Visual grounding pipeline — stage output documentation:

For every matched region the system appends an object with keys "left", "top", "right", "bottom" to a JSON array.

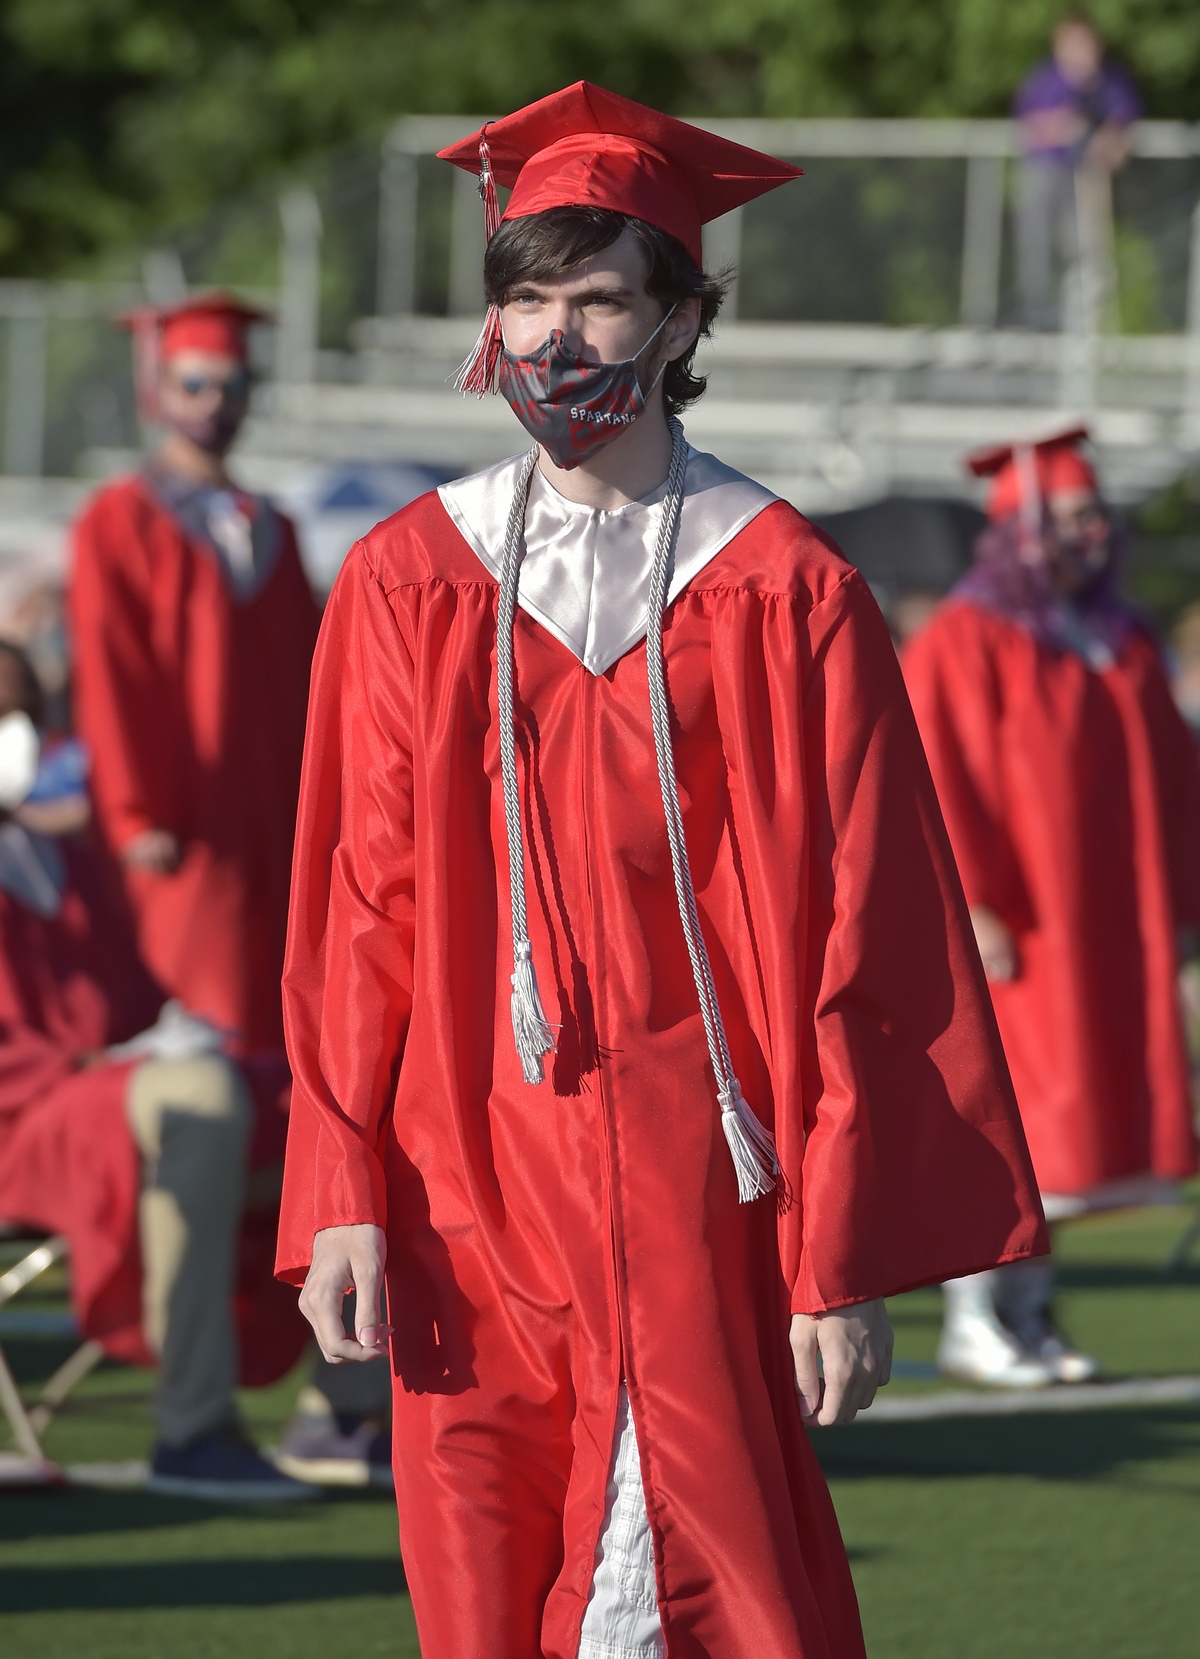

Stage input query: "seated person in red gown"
[
  {"left": 903, "top": 429, "right": 1200, "bottom": 1387},
  {"left": 0, "top": 642, "right": 310, "bottom": 1496}
]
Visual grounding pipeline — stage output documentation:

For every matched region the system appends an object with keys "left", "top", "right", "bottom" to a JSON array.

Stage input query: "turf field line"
[
  {"left": 855, "top": 1373, "right": 1200, "bottom": 1422},
  {"left": 65, "top": 1459, "right": 149, "bottom": 1487}
]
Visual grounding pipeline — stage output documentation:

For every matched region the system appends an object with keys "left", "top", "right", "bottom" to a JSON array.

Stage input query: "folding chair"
[{"left": 0, "top": 1228, "right": 106, "bottom": 1479}]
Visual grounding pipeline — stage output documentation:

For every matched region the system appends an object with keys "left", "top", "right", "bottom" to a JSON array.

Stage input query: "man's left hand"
[{"left": 790, "top": 1298, "right": 894, "bottom": 1426}]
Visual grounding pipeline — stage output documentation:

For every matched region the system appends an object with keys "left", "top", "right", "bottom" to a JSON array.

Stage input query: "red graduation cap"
[
  {"left": 117, "top": 292, "right": 270, "bottom": 420},
  {"left": 967, "top": 426, "right": 1097, "bottom": 523},
  {"left": 158, "top": 293, "right": 268, "bottom": 362},
  {"left": 439, "top": 82, "right": 802, "bottom": 393},
  {"left": 439, "top": 82, "right": 802, "bottom": 267}
]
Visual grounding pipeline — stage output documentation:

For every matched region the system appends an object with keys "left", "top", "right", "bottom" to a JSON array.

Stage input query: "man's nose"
[{"left": 555, "top": 310, "right": 602, "bottom": 362}]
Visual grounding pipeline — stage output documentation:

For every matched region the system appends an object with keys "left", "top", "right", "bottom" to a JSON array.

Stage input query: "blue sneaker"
[{"left": 148, "top": 1423, "right": 321, "bottom": 1502}]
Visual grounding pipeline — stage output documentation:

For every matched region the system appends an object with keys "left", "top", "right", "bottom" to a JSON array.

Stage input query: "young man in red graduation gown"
[
  {"left": 277, "top": 84, "right": 1045, "bottom": 1659},
  {"left": 904, "top": 430, "right": 1200, "bottom": 1388},
  {"left": 70, "top": 296, "right": 320, "bottom": 1056},
  {"left": 0, "top": 643, "right": 310, "bottom": 1496}
]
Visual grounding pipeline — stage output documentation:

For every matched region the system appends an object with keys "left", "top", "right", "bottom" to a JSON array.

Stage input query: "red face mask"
[{"left": 497, "top": 309, "right": 674, "bottom": 470}]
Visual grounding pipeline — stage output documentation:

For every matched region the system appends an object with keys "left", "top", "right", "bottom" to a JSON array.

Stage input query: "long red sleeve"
[
  {"left": 277, "top": 539, "right": 416, "bottom": 1261},
  {"left": 786, "top": 568, "right": 1044, "bottom": 1309},
  {"left": 71, "top": 491, "right": 183, "bottom": 850}
]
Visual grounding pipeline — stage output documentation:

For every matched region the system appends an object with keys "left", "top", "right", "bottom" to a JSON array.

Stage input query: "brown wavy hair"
[{"left": 483, "top": 206, "right": 730, "bottom": 417}]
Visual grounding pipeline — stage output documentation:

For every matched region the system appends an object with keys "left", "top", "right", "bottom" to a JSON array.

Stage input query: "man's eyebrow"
[{"left": 507, "top": 282, "right": 635, "bottom": 300}]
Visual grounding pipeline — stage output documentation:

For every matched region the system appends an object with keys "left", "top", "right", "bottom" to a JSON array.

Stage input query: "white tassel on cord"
[
  {"left": 719, "top": 1080, "right": 780, "bottom": 1204},
  {"left": 511, "top": 938, "right": 556, "bottom": 1085},
  {"left": 496, "top": 447, "right": 557, "bottom": 1084},
  {"left": 646, "top": 420, "right": 780, "bottom": 1204}
]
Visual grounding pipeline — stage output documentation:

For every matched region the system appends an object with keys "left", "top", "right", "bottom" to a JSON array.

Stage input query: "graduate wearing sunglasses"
[{"left": 70, "top": 295, "right": 320, "bottom": 1057}]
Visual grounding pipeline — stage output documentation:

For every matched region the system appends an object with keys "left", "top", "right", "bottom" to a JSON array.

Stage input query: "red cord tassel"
[
  {"left": 454, "top": 304, "right": 504, "bottom": 395},
  {"left": 454, "top": 129, "right": 504, "bottom": 396},
  {"left": 130, "top": 309, "right": 162, "bottom": 423},
  {"left": 478, "top": 134, "right": 501, "bottom": 241}
]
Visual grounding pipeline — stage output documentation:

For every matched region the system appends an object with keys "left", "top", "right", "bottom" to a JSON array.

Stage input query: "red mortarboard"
[
  {"left": 439, "top": 82, "right": 802, "bottom": 267},
  {"left": 967, "top": 426, "right": 1097, "bottom": 522},
  {"left": 156, "top": 293, "right": 268, "bottom": 363}
]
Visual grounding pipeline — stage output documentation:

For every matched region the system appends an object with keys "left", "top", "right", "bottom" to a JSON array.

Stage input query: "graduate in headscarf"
[
  {"left": 70, "top": 296, "right": 321, "bottom": 1056},
  {"left": 904, "top": 429, "right": 1200, "bottom": 1388},
  {"left": 277, "top": 83, "right": 1044, "bottom": 1659}
]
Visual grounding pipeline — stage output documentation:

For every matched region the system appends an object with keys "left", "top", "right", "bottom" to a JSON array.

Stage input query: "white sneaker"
[{"left": 938, "top": 1307, "right": 1054, "bottom": 1389}]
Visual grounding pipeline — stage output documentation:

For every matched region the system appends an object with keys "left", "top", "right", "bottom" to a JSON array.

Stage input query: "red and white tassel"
[
  {"left": 1015, "top": 443, "right": 1043, "bottom": 565},
  {"left": 131, "top": 309, "right": 163, "bottom": 423},
  {"left": 477, "top": 133, "right": 502, "bottom": 240},
  {"left": 454, "top": 303, "right": 504, "bottom": 396},
  {"left": 454, "top": 130, "right": 506, "bottom": 396}
]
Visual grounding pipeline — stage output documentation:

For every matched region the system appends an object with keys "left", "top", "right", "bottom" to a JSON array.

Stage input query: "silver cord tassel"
[
  {"left": 497, "top": 447, "right": 557, "bottom": 1083},
  {"left": 645, "top": 420, "right": 780, "bottom": 1203}
]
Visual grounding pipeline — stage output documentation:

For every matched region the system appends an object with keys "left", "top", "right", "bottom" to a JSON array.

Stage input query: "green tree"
[{"left": 1, "top": 0, "right": 1198, "bottom": 276}]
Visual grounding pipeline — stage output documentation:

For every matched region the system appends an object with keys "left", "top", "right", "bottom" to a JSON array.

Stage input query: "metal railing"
[
  {"left": 377, "top": 115, "right": 1200, "bottom": 329},
  {"left": 3, "top": 117, "right": 1200, "bottom": 478}
]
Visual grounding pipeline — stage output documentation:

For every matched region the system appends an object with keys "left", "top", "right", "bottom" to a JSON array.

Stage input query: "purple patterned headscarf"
[{"left": 951, "top": 511, "right": 1140, "bottom": 669}]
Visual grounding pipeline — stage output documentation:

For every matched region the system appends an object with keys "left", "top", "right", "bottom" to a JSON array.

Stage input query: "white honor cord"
[
  {"left": 644, "top": 421, "right": 779, "bottom": 1203},
  {"left": 497, "top": 446, "right": 558, "bottom": 1083},
  {"left": 497, "top": 425, "right": 778, "bottom": 1201}
]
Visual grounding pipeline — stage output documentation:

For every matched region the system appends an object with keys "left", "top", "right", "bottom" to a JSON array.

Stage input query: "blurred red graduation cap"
[
  {"left": 439, "top": 82, "right": 802, "bottom": 392},
  {"left": 116, "top": 292, "right": 270, "bottom": 419},
  {"left": 967, "top": 426, "right": 1097, "bottom": 522}
]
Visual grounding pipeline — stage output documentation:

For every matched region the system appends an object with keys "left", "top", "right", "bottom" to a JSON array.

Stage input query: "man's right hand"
[
  {"left": 299, "top": 1223, "right": 391, "bottom": 1364},
  {"left": 122, "top": 828, "right": 182, "bottom": 874}
]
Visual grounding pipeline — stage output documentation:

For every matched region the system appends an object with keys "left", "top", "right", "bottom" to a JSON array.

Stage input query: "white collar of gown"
[{"left": 438, "top": 445, "right": 776, "bottom": 676}]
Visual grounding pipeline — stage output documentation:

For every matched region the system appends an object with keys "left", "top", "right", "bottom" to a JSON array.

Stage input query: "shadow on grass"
[
  {"left": 1055, "top": 1262, "right": 1200, "bottom": 1291},
  {"left": 0, "top": 1487, "right": 394, "bottom": 1546},
  {"left": 4, "top": 1339, "right": 135, "bottom": 1388},
  {"left": 0, "top": 1554, "right": 405, "bottom": 1613},
  {"left": 813, "top": 1405, "right": 1200, "bottom": 1490}
]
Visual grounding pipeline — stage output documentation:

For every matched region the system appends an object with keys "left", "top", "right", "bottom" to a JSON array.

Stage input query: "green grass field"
[{"left": 2, "top": 1197, "right": 1198, "bottom": 1658}]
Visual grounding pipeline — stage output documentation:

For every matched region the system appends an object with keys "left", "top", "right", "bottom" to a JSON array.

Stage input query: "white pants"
[{"left": 578, "top": 1386, "right": 667, "bottom": 1659}]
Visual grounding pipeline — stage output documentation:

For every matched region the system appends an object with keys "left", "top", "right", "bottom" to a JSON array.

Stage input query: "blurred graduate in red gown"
[
  {"left": 70, "top": 295, "right": 321, "bottom": 1055},
  {"left": 904, "top": 429, "right": 1200, "bottom": 1387},
  {"left": 277, "top": 84, "right": 1045, "bottom": 1659}
]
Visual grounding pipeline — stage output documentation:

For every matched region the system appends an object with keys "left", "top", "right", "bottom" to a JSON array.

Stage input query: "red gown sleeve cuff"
[
  {"left": 274, "top": 1124, "right": 389, "bottom": 1286},
  {"left": 788, "top": 1231, "right": 1051, "bottom": 1316}
]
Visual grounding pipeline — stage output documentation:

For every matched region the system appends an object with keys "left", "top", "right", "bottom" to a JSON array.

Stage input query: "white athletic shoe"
[{"left": 937, "top": 1306, "right": 1054, "bottom": 1389}]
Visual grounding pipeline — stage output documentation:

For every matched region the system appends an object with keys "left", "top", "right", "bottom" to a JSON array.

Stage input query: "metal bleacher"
[{"left": 1, "top": 114, "right": 1199, "bottom": 560}]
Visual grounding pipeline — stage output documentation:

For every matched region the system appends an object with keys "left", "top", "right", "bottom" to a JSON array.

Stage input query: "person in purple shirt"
[{"left": 1013, "top": 15, "right": 1140, "bottom": 329}]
